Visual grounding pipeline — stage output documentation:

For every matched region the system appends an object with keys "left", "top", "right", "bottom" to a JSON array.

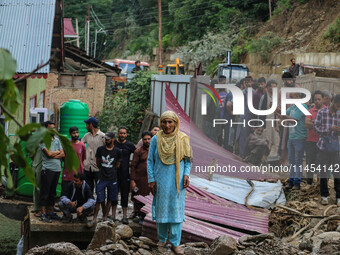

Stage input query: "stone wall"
[
  {"left": 245, "top": 52, "right": 340, "bottom": 78},
  {"left": 45, "top": 72, "right": 107, "bottom": 117}
]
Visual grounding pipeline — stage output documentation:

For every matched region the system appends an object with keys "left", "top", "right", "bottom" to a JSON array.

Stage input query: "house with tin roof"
[{"left": 0, "top": 0, "right": 118, "bottom": 135}]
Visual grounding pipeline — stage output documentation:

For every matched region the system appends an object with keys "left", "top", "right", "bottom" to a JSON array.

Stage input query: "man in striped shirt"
[{"left": 314, "top": 94, "right": 340, "bottom": 206}]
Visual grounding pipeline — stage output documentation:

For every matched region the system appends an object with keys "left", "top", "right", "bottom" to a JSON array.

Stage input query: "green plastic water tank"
[
  {"left": 60, "top": 99, "right": 89, "bottom": 139},
  {"left": 16, "top": 169, "right": 62, "bottom": 197}
]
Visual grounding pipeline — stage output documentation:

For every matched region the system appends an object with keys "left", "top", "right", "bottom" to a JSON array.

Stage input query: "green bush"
[
  {"left": 162, "top": 34, "right": 174, "bottom": 50},
  {"left": 98, "top": 71, "right": 152, "bottom": 143},
  {"left": 273, "top": 0, "right": 292, "bottom": 16},
  {"left": 245, "top": 32, "right": 283, "bottom": 62},
  {"left": 324, "top": 16, "right": 340, "bottom": 44},
  {"left": 206, "top": 58, "right": 222, "bottom": 76}
]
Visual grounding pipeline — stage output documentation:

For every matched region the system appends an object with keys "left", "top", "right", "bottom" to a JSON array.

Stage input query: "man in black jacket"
[{"left": 58, "top": 173, "right": 95, "bottom": 223}]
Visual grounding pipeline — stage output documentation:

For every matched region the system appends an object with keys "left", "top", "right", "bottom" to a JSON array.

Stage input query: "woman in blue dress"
[{"left": 147, "top": 111, "right": 192, "bottom": 255}]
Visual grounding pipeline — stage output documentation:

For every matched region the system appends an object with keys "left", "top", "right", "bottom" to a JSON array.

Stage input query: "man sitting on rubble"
[
  {"left": 243, "top": 126, "right": 271, "bottom": 166},
  {"left": 59, "top": 173, "right": 95, "bottom": 223}
]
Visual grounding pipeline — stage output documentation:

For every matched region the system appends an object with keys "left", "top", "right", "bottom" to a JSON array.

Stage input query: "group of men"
[
  {"left": 212, "top": 71, "right": 340, "bottom": 205},
  {"left": 33, "top": 115, "right": 160, "bottom": 225}
]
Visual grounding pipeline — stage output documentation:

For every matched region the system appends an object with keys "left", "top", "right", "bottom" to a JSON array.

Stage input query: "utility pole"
[
  {"left": 84, "top": 15, "right": 87, "bottom": 51},
  {"left": 86, "top": 5, "right": 91, "bottom": 55},
  {"left": 94, "top": 29, "right": 98, "bottom": 58},
  {"left": 158, "top": 0, "right": 162, "bottom": 65},
  {"left": 76, "top": 18, "right": 80, "bottom": 48}
]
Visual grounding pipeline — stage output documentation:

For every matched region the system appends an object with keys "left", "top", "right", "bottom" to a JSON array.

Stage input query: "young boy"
[{"left": 87, "top": 132, "right": 121, "bottom": 227}]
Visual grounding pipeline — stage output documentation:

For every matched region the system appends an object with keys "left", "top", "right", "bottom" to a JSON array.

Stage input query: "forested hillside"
[
  {"left": 64, "top": 0, "right": 269, "bottom": 58},
  {"left": 64, "top": 0, "right": 340, "bottom": 72}
]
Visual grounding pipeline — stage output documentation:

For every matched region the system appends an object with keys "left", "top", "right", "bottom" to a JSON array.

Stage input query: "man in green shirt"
[
  {"left": 276, "top": 93, "right": 308, "bottom": 190},
  {"left": 39, "top": 121, "right": 64, "bottom": 223}
]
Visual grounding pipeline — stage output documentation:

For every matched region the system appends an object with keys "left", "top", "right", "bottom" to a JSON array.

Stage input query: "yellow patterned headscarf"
[{"left": 157, "top": 111, "right": 192, "bottom": 193}]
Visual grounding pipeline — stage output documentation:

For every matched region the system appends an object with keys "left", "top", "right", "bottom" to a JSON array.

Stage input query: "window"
[
  {"left": 39, "top": 90, "right": 45, "bottom": 108},
  {"left": 59, "top": 74, "right": 87, "bottom": 88},
  {"left": 30, "top": 95, "right": 37, "bottom": 109}
]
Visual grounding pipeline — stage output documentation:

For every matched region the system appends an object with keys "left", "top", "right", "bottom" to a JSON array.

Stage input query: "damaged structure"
[{"left": 135, "top": 84, "right": 286, "bottom": 244}]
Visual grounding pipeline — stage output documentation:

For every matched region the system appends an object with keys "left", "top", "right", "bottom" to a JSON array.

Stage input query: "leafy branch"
[{"left": 0, "top": 48, "right": 79, "bottom": 196}]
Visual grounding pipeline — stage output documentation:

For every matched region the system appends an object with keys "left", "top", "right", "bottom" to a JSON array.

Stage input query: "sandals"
[
  {"left": 172, "top": 245, "right": 184, "bottom": 255},
  {"left": 129, "top": 212, "right": 137, "bottom": 219}
]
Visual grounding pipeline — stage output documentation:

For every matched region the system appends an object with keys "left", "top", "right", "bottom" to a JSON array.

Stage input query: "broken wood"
[
  {"left": 245, "top": 179, "right": 255, "bottom": 208},
  {"left": 311, "top": 215, "right": 340, "bottom": 237},
  {"left": 276, "top": 204, "right": 318, "bottom": 218},
  {"left": 288, "top": 222, "right": 312, "bottom": 242},
  {"left": 323, "top": 205, "right": 337, "bottom": 216}
]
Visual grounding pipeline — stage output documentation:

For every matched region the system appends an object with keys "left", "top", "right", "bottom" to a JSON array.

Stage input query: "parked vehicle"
[
  {"left": 217, "top": 50, "right": 249, "bottom": 83},
  {"left": 106, "top": 59, "right": 150, "bottom": 76},
  {"left": 165, "top": 58, "right": 185, "bottom": 75}
]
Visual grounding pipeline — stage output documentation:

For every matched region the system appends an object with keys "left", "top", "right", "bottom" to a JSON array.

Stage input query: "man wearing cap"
[
  {"left": 88, "top": 132, "right": 121, "bottom": 226},
  {"left": 81, "top": 117, "right": 105, "bottom": 193}
]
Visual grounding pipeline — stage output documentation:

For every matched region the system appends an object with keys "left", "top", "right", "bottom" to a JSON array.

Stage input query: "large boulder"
[
  {"left": 311, "top": 231, "right": 340, "bottom": 254},
  {"left": 87, "top": 221, "right": 116, "bottom": 250},
  {"left": 27, "top": 242, "right": 82, "bottom": 255},
  {"left": 210, "top": 235, "right": 238, "bottom": 255},
  {"left": 138, "top": 236, "right": 157, "bottom": 247},
  {"left": 116, "top": 224, "right": 133, "bottom": 240}
]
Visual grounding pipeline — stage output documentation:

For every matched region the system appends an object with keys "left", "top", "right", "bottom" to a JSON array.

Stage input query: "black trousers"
[
  {"left": 113, "top": 171, "right": 130, "bottom": 207},
  {"left": 84, "top": 169, "right": 99, "bottom": 194},
  {"left": 40, "top": 169, "right": 60, "bottom": 207},
  {"left": 58, "top": 201, "right": 95, "bottom": 217},
  {"left": 305, "top": 141, "right": 319, "bottom": 182},
  {"left": 318, "top": 150, "right": 340, "bottom": 198}
]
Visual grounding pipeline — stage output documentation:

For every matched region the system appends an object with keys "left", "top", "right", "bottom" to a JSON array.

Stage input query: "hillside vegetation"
[{"left": 64, "top": 0, "right": 340, "bottom": 71}]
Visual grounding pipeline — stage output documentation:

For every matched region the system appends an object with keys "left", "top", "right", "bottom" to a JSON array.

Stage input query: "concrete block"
[
  {"left": 336, "top": 54, "right": 340, "bottom": 66},
  {"left": 324, "top": 54, "right": 331, "bottom": 66},
  {"left": 313, "top": 53, "right": 319, "bottom": 65},
  {"left": 305, "top": 53, "right": 310, "bottom": 64}
]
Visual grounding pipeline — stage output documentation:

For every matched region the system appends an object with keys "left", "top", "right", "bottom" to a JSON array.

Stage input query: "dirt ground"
[
  {"left": 269, "top": 178, "right": 337, "bottom": 238},
  {"left": 257, "top": 0, "right": 340, "bottom": 53}
]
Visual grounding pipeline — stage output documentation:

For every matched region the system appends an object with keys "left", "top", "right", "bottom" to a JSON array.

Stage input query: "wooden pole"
[
  {"left": 269, "top": 0, "right": 272, "bottom": 18},
  {"left": 158, "top": 0, "right": 162, "bottom": 65}
]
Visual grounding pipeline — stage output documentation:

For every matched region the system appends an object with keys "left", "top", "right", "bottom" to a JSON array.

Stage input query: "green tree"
[
  {"left": 245, "top": 32, "right": 283, "bottom": 62},
  {"left": 98, "top": 71, "right": 152, "bottom": 143}
]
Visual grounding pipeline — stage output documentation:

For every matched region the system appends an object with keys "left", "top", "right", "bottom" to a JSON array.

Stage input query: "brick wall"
[{"left": 45, "top": 72, "right": 107, "bottom": 117}]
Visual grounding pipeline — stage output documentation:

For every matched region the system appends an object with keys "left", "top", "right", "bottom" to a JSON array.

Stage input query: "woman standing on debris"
[{"left": 147, "top": 111, "right": 192, "bottom": 255}]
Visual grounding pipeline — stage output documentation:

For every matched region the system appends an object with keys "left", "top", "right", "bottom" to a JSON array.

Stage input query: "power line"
[
  {"left": 91, "top": 6, "right": 106, "bottom": 30},
  {"left": 101, "top": 13, "right": 215, "bottom": 33},
  {"left": 91, "top": 2, "right": 227, "bottom": 28},
  {"left": 93, "top": 0, "right": 227, "bottom": 20}
]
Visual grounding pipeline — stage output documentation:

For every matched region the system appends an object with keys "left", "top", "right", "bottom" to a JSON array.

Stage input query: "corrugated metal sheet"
[
  {"left": 190, "top": 175, "right": 286, "bottom": 208},
  {"left": 165, "top": 84, "right": 279, "bottom": 180},
  {"left": 151, "top": 75, "right": 191, "bottom": 117},
  {"left": 0, "top": 0, "right": 56, "bottom": 73},
  {"left": 135, "top": 184, "right": 270, "bottom": 244}
]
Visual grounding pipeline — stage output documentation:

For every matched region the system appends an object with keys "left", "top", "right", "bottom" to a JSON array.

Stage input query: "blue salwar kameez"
[{"left": 147, "top": 135, "right": 191, "bottom": 246}]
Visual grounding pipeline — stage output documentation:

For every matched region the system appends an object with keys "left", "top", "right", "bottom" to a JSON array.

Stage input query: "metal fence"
[{"left": 150, "top": 75, "right": 191, "bottom": 117}]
